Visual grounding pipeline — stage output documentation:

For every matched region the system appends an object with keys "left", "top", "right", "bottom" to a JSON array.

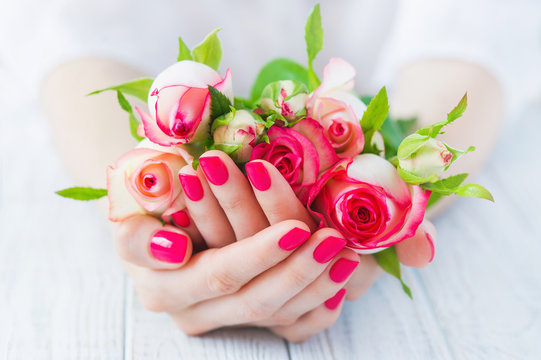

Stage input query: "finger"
[
  {"left": 132, "top": 220, "right": 311, "bottom": 314},
  {"left": 181, "top": 228, "right": 354, "bottom": 331},
  {"left": 167, "top": 209, "right": 205, "bottom": 252},
  {"left": 269, "top": 298, "right": 345, "bottom": 343},
  {"left": 395, "top": 220, "right": 436, "bottom": 268},
  {"left": 344, "top": 254, "right": 383, "bottom": 301},
  {"left": 179, "top": 164, "right": 235, "bottom": 248},
  {"left": 114, "top": 215, "right": 193, "bottom": 270},
  {"left": 245, "top": 160, "right": 316, "bottom": 231},
  {"left": 199, "top": 151, "right": 269, "bottom": 239}
]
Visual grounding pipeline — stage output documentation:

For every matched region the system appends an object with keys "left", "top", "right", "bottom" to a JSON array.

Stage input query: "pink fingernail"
[
  {"left": 171, "top": 210, "right": 190, "bottom": 228},
  {"left": 313, "top": 236, "right": 347, "bottom": 263},
  {"left": 426, "top": 232, "right": 435, "bottom": 263},
  {"left": 150, "top": 230, "right": 188, "bottom": 263},
  {"left": 329, "top": 258, "right": 359, "bottom": 283},
  {"left": 278, "top": 227, "right": 311, "bottom": 251},
  {"left": 245, "top": 162, "right": 271, "bottom": 191},
  {"left": 324, "top": 288, "right": 346, "bottom": 310},
  {"left": 199, "top": 156, "right": 228, "bottom": 185},
  {"left": 179, "top": 173, "right": 204, "bottom": 201}
]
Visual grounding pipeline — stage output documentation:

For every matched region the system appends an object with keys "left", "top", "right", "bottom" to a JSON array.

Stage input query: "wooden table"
[{"left": 1, "top": 104, "right": 539, "bottom": 359}]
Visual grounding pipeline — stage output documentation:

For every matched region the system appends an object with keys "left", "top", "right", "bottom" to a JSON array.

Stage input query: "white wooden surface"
[{"left": 1, "top": 95, "right": 540, "bottom": 359}]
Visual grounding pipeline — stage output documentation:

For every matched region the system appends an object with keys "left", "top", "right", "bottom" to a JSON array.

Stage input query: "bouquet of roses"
[{"left": 57, "top": 4, "right": 492, "bottom": 297}]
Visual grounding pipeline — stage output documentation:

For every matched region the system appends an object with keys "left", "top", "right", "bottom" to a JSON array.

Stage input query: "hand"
[{"left": 114, "top": 151, "right": 435, "bottom": 341}]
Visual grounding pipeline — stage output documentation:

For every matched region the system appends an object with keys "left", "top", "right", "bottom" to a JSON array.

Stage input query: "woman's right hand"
[{"left": 114, "top": 151, "right": 434, "bottom": 341}]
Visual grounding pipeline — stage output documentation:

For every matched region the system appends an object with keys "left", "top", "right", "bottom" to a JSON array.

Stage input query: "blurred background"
[{"left": 1, "top": 0, "right": 540, "bottom": 359}]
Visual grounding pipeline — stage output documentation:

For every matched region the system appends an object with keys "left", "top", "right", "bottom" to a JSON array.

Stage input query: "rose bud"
[
  {"left": 251, "top": 118, "right": 338, "bottom": 204},
  {"left": 307, "top": 154, "right": 431, "bottom": 254},
  {"left": 107, "top": 140, "right": 190, "bottom": 224},
  {"left": 398, "top": 138, "right": 453, "bottom": 178},
  {"left": 212, "top": 110, "right": 265, "bottom": 163},
  {"left": 139, "top": 60, "right": 233, "bottom": 146},
  {"left": 307, "top": 58, "right": 367, "bottom": 158},
  {"left": 259, "top": 80, "right": 309, "bottom": 122}
]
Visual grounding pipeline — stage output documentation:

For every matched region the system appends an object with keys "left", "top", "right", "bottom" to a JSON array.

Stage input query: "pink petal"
[
  {"left": 136, "top": 106, "right": 182, "bottom": 146},
  {"left": 213, "top": 68, "right": 234, "bottom": 102},
  {"left": 292, "top": 118, "right": 339, "bottom": 173}
]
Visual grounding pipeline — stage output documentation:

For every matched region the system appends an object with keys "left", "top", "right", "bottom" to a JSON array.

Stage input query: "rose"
[
  {"left": 307, "top": 58, "right": 367, "bottom": 158},
  {"left": 138, "top": 60, "right": 233, "bottom": 146},
  {"left": 107, "top": 140, "right": 190, "bottom": 223},
  {"left": 307, "top": 154, "right": 431, "bottom": 254},
  {"left": 398, "top": 137, "right": 453, "bottom": 178},
  {"left": 259, "top": 80, "right": 309, "bottom": 122},
  {"left": 250, "top": 118, "right": 338, "bottom": 204},
  {"left": 212, "top": 110, "right": 265, "bottom": 163}
]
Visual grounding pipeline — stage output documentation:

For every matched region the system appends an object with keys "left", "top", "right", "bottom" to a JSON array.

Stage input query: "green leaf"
[
  {"left": 307, "top": 69, "right": 320, "bottom": 92},
  {"left": 417, "top": 93, "right": 468, "bottom": 138},
  {"left": 426, "top": 191, "right": 444, "bottom": 208},
  {"left": 397, "top": 167, "right": 440, "bottom": 185},
  {"left": 117, "top": 91, "right": 144, "bottom": 141},
  {"left": 397, "top": 133, "right": 430, "bottom": 159},
  {"left": 214, "top": 143, "right": 241, "bottom": 155},
  {"left": 305, "top": 4, "right": 323, "bottom": 66},
  {"left": 177, "top": 36, "right": 193, "bottom": 61},
  {"left": 234, "top": 96, "right": 254, "bottom": 109},
  {"left": 208, "top": 85, "right": 232, "bottom": 120},
  {"left": 361, "top": 87, "right": 390, "bottom": 154},
  {"left": 379, "top": 116, "right": 417, "bottom": 159},
  {"left": 374, "top": 247, "right": 412, "bottom": 299},
  {"left": 191, "top": 29, "right": 222, "bottom": 70},
  {"left": 422, "top": 173, "right": 469, "bottom": 195},
  {"left": 455, "top": 183, "right": 494, "bottom": 201},
  {"left": 250, "top": 58, "right": 309, "bottom": 102},
  {"left": 88, "top": 78, "right": 154, "bottom": 102},
  {"left": 444, "top": 144, "right": 475, "bottom": 170},
  {"left": 56, "top": 187, "right": 108, "bottom": 201}
]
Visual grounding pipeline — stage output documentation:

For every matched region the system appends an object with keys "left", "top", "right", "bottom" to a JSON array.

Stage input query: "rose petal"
[
  {"left": 136, "top": 106, "right": 182, "bottom": 146},
  {"left": 292, "top": 118, "right": 338, "bottom": 172}
]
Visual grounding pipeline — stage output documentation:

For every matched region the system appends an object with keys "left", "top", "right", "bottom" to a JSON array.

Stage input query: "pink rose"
[
  {"left": 139, "top": 60, "right": 233, "bottom": 146},
  {"left": 250, "top": 118, "right": 338, "bottom": 204},
  {"left": 107, "top": 140, "right": 189, "bottom": 223},
  {"left": 307, "top": 58, "right": 367, "bottom": 158},
  {"left": 307, "top": 154, "right": 431, "bottom": 254}
]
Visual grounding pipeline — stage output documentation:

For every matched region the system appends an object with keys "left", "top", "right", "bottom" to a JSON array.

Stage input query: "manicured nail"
[
  {"left": 329, "top": 258, "right": 359, "bottom": 283},
  {"left": 313, "top": 236, "right": 347, "bottom": 263},
  {"left": 426, "top": 232, "right": 435, "bottom": 263},
  {"left": 324, "top": 288, "right": 346, "bottom": 310},
  {"left": 179, "top": 173, "right": 204, "bottom": 201},
  {"left": 171, "top": 210, "right": 190, "bottom": 228},
  {"left": 199, "top": 156, "right": 228, "bottom": 185},
  {"left": 150, "top": 230, "right": 188, "bottom": 263},
  {"left": 245, "top": 162, "right": 271, "bottom": 191},
  {"left": 278, "top": 227, "right": 311, "bottom": 251}
]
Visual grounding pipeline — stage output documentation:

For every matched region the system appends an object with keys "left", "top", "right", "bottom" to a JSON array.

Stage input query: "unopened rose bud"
[
  {"left": 399, "top": 138, "right": 453, "bottom": 178},
  {"left": 212, "top": 110, "right": 265, "bottom": 163},
  {"left": 260, "top": 80, "right": 308, "bottom": 121}
]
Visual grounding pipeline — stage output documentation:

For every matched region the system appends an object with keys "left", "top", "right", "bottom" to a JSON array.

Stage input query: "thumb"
[
  {"left": 395, "top": 220, "right": 436, "bottom": 268},
  {"left": 114, "top": 215, "right": 193, "bottom": 270}
]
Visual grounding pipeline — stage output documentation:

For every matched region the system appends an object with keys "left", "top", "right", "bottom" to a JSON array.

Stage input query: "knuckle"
[
  {"left": 219, "top": 195, "right": 244, "bottom": 212},
  {"left": 287, "top": 267, "right": 311, "bottom": 289},
  {"left": 238, "top": 298, "right": 275, "bottom": 322},
  {"left": 206, "top": 266, "right": 241, "bottom": 295}
]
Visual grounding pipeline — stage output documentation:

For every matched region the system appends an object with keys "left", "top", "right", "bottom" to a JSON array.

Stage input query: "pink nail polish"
[
  {"left": 329, "top": 258, "right": 359, "bottom": 283},
  {"left": 199, "top": 156, "right": 228, "bottom": 185},
  {"left": 426, "top": 232, "right": 435, "bottom": 263},
  {"left": 278, "top": 227, "right": 311, "bottom": 251},
  {"left": 179, "top": 173, "right": 204, "bottom": 201},
  {"left": 324, "top": 288, "right": 346, "bottom": 310},
  {"left": 313, "top": 236, "right": 347, "bottom": 263},
  {"left": 245, "top": 162, "right": 271, "bottom": 191},
  {"left": 150, "top": 230, "right": 188, "bottom": 263},
  {"left": 171, "top": 210, "right": 190, "bottom": 228}
]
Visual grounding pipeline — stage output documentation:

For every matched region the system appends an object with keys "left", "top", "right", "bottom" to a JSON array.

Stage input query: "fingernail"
[
  {"left": 150, "top": 230, "right": 188, "bottom": 263},
  {"left": 199, "top": 156, "right": 228, "bottom": 185},
  {"left": 324, "top": 288, "right": 346, "bottom": 310},
  {"left": 426, "top": 232, "right": 435, "bottom": 263},
  {"left": 313, "top": 236, "right": 347, "bottom": 263},
  {"left": 171, "top": 209, "right": 190, "bottom": 228},
  {"left": 245, "top": 162, "right": 271, "bottom": 191},
  {"left": 329, "top": 258, "right": 359, "bottom": 283},
  {"left": 278, "top": 227, "right": 311, "bottom": 251},
  {"left": 179, "top": 173, "right": 204, "bottom": 201}
]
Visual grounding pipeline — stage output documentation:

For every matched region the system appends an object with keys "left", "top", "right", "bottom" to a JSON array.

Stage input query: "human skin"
[{"left": 42, "top": 57, "right": 500, "bottom": 341}]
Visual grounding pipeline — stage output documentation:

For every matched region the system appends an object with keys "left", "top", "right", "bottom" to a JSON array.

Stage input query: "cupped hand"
[{"left": 113, "top": 150, "right": 435, "bottom": 342}]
